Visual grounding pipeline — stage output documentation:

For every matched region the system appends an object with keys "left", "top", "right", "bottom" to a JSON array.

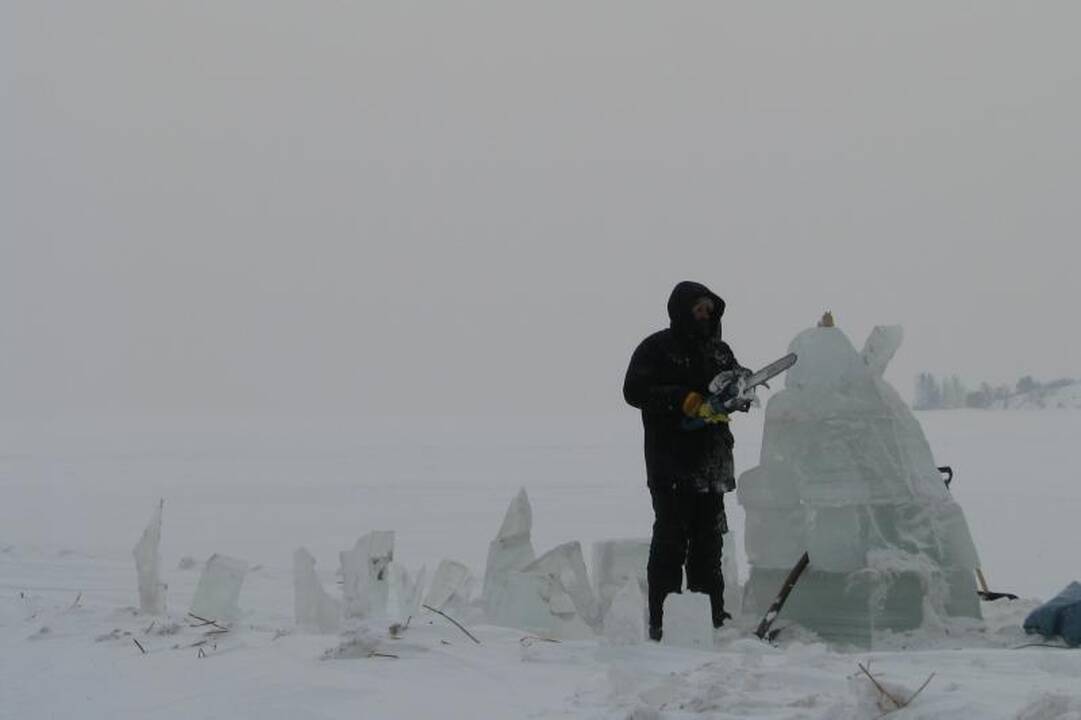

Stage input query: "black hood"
[{"left": 667, "top": 281, "right": 725, "bottom": 341}]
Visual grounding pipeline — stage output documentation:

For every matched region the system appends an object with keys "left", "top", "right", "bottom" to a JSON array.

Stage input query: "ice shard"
[
  {"left": 190, "top": 553, "right": 248, "bottom": 622},
  {"left": 520, "top": 541, "right": 599, "bottom": 628},
  {"left": 591, "top": 539, "right": 649, "bottom": 623},
  {"left": 293, "top": 547, "right": 342, "bottom": 634},
  {"left": 722, "top": 540, "right": 742, "bottom": 618},
  {"left": 481, "top": 489, "right": 535, "bottom": 618},
  {"left": 486, "top": 541, "right": 599, "bottom": 638},
  {"left": 132, "top": 500, "right": 166, "bottom": 615},
  {"left": 489, "top": 570, "right": 594, "bottom": 639},
  {"left": 340, "top": 531, "right": 395, "bottom": 618},
  {"left": 661, "top": 592, "right": 713, "bottom": 650},
  {"left": 424, "top": 559, "right": 475, "bottom": 615},
  {"left": 602, "top": 579, "right": 647, "bottom": 645},
  {"left": 386, "top": 562, "right": 426, "bottom": 623}
]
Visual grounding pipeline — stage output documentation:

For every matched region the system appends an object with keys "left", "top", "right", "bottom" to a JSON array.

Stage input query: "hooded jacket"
[{"left": 623, "top": 281, "right": 744, "bottom": 493}]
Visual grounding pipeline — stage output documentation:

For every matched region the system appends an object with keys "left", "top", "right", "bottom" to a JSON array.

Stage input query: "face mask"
[
  {"left": 694, "top": 316, "right": 714, "bottom": 338},
  {"left": 689, "top": 296, "right": 716, "bottom": 339}
]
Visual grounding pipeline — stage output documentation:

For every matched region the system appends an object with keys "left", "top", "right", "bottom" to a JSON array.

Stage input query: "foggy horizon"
[{"left": 5, "top": 2, "right": 1079, "bottom": 422}]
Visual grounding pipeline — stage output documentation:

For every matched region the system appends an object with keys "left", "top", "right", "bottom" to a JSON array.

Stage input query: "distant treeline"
[{"left": 913, "top": 373, "right": 1077, "bottom": 410}]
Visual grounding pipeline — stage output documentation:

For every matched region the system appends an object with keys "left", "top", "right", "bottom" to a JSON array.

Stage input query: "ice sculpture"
[
  {"left": 293, "top": 547, "right": 342, "bottom": 634},
  {"left": 190, "top": 553, "right": 248, "bottom": 622},
  {"left": 340, "top": 531, "right": 395, "bottom": 618},
  {"left": 133, "top": 500, "right": 166, "bottom": 615},
  {"left": 738, "top": 323, "right": 982, "bottom": 646},
  {"left": 481, "top": 489, "right": 535, "bottom": 617}
]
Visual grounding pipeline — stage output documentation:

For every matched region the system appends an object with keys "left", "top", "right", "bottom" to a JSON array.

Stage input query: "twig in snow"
[
  {"left": 520, "top": 635, "right": 561, "bottom": 645},
  {"left": 858, "top": 663, "right": 936, "bottom": 717},
  {"left": 907, "top": 672, "right": 936, "bottom": 706},
  {"left": 422, "top": 604, "right": 481, "bottom": 645},
  {"left": 187, "top": 612, "right": 228, "bottom": 631},
  {"left": 132, "top": 638, "right": 147, "bottom": 655},
  {"left": 68, "top": 592, "right": 82, "bottom": 611},
  {"left": 858, "top": 663, "right": 904, "bottom": 710},
  {"left": 144, "top": 620, "right": 156, "bottom": 634},
  {"left": 369, "top": 652, "right": 399, "bottom": 660},
  {"left": 197, "top": 647, "right": 206, "bottom": 659}
]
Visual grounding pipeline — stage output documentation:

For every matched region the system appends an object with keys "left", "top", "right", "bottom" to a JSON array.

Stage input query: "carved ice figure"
[{"left": 739, "top": 323, "right": 982, "bottom": 647}]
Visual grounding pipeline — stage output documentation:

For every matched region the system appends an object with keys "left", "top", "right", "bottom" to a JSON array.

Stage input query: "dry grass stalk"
[
  {"left": 857, "top": 662, "right": 936, "bottom": 716},
  {"left": 422, "top": 604, "right": 481, "bottom": 645},
  {"left": 187, "top": 612, "right": 228, "bottom": 631}
]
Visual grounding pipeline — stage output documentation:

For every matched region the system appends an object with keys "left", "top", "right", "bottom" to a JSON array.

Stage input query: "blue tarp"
[{"left": 1023, "top": 582, "right": 1081, "bottom": 647}]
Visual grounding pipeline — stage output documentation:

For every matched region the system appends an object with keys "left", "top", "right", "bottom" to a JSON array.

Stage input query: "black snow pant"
[{"left": 647, "top": 484, "right": 728, "bottom": 630}]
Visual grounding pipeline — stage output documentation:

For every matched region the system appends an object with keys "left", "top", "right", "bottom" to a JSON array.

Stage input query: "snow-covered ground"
[{"left": 2, "top": 411, "right": 1080, "bottom": 718}]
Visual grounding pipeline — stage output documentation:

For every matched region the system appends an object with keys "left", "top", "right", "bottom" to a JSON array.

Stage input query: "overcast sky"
[{"left": 4, "top": 2, "right": 1079, "bottom": 420}]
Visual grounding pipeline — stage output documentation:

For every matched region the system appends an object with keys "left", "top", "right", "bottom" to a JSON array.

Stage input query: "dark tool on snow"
[
  {"left": 975, "top": 570, "right": 1018, "bottom": 602},
  {"left": 754, "top": 551, "right": 810, "bottom": 641},
  {"left": 938, "top": 464, "right": 1018, "bottom": 601},
  {"left": 683, "top": 353, "right": 798, "bottom": 431},
  {"left": 938, "top": 466, "right": 953, "bottom": 487}
]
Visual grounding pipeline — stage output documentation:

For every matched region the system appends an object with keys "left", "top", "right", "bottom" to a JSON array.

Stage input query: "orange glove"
[
  {"left": 682, "top": 392, "right": 706, "bottom": 417},
  {"left": 683, "top": 391, "right": 730, "bottom": 424}
]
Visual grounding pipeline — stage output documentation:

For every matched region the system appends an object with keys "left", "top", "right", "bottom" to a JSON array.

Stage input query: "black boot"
[
  {"left": 647, "top": 586, "right": 670, "bottom": 643},
  {"left": 710, "top": 591, "right": 731, "bottom": 629}
]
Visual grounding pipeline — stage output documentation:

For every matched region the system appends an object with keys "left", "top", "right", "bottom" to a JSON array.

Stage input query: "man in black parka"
[{"left": 623, "top": 281, "right": 748, "bottom": 640}]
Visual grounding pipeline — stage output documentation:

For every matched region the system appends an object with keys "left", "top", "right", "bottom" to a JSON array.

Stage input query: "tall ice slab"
[{"left": 738, "top": 323, "right": 982, "bottom": 646}]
